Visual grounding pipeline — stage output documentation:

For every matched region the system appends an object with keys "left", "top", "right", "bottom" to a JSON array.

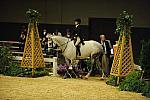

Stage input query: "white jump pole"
[{"left": 52, "top": 57, "right": 58, "bottom": 76}]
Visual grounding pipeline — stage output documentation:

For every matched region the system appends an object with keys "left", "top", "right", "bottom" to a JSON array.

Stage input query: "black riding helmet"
[{"left": 74, "top": 18, "right": 81, "bottom": 24}]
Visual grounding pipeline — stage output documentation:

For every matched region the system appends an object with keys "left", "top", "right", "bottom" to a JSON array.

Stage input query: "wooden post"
[
  {"left": 31, "top": 27, "right": 35, "bottom": 77},
  {"left": 32, "top": 68, "right": 35, "bottom": 77},
  {"left": 117, "top": 77, "right": 120, "bottom": 85}
]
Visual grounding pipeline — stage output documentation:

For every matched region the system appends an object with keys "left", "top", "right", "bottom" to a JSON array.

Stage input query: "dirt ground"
[{"left": 0, "top": 75, "right": 149, "bottom": 100}]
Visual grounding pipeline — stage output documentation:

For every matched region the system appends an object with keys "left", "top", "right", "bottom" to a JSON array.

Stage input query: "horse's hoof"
[
  {"left": 63, "top": 76, "right": 67, "bottom": 79},
  {"left": 84, "top": 76, "right": 88, "bottom": 80},
  {"left": 78, "top": 75, "right": 83, "bottom": 79},
  {"left": 79, "top": 75, "right": 83, "bottom": 79},
  {"left": 100, "top": 77, "right": 105, "bottom": 80}
]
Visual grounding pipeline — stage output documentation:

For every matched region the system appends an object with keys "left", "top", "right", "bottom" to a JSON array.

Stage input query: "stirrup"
[{"left": 76, "top": 56, "right": 82, "bottom": 59}]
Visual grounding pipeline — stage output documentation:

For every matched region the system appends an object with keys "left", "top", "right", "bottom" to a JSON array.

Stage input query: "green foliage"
[
  {"left": 116, "top": 10, "right": 133, "bottom": 33},
  {"left": 139, "top": 40, "right": 150, "bottom": 79},
  {"left": 119, "top": 71, "right": 145, "bottom": 93},
  {"left": 19, "top": 68, "right": 49, "bottom": 77},
  {"left": 26, "top": 9, "right": 40, "bottom": 22},
  {"left": 0, "top": 46, "right": 14, "bottom": 74},
  {"left": 85, "top": 59, "right": 91, "bottom": 70},
  {"left": 139, "top": 40, "right": 150, "bottom": 70},
  {"left": 106, "top": 75, "right": 117, "bottom": 86},
  {"left": 0, "top": 46, "right": 22, "bottom": 76},
  {"left": 5, "top": 62, "right": 22, "bottom": 76},
  {"left": 0, "top": 46, "right": 49, "bottom": 77},
  {"left": 142, "top": 81, "right": 150, "bottom": 98},
  {"left": 35, "top": 69, "right": 49, "bottom": 77},
  {"left": 116, "top": 11, "right": 133, "bottom": 45}
]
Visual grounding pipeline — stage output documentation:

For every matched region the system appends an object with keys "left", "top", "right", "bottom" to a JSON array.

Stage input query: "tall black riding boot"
[{"left": 76, "top": 45, "right": 81, "bottom": 58}]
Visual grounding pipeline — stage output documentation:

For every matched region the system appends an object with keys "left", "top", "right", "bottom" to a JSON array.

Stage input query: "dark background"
[
  {"left": 0, "top": 0, "right": 150, "bottom": 27},
  {"left": 0, "top": 0, "right": 150, "bottom": 64}
]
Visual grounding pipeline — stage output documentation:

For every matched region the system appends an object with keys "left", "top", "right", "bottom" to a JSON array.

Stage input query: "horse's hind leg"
[
  {"left": 65, "top": 57, "right": 71, "bottom": 66},
  {"left": 85, "top": 55, "right": 97, "bottom": 79},
  {"left": 85, "top": 56, "right": 95, "bottom": 79},
  {"left": 84, "top": 53, "right": 105, "bottom": 79}
]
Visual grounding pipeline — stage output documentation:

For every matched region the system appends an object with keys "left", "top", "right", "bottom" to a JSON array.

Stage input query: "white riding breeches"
[{"left": 74, "top": 36, "right": 81, "bottom": 46}]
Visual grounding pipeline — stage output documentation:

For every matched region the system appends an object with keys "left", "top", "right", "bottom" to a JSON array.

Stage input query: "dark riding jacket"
[{"left": 72, "top": 25, "right": 84, "bottom": 45}]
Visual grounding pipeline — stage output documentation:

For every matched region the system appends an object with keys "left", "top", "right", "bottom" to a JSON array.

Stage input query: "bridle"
[{"left": 52, "top": 38, "right": 70, "bottom": 53}]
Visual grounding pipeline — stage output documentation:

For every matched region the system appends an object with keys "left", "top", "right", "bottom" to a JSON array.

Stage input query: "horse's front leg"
[
  {"left": 63, "top": 58, "right": 71, "bottom": 79},
  {"left": 71, "top": 60, "right": 82, "bottom": 78},
  {"left": 65, "top": 57, "right": 70, "bottom": 66}
]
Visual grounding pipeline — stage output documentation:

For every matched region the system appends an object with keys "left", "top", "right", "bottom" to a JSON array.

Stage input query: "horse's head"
[
  {"left": 50, "top": 35, "right": 70, "bottom": 47},
  {"left": 50, "top": 35, "right": 61, "bottom": 46},
  {"left": 46, "top": 34, "right": 59, "bottom": 43},
  {"left": 46, "top": 33, "right": 53, "bottom": 39},
  {"left": 45, "top": 34, "right": 58, "bottom": 48}
]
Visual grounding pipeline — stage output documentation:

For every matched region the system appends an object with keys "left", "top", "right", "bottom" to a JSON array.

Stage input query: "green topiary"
[
  {"left": 26, "top": 9, "right": 40, "bottom": 22},
  {"left": 115, "top": 10, "right": 134, "bottom": 46},
  {"left": 119, "top": 71, "right": 145, "bottom": 93},
  {"left": 116, "top": 10, "right": 133, "bottom": 34}
]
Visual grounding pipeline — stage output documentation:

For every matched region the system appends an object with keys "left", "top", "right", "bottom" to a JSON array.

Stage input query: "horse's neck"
[
  {"left": 63, "top": 41, "right": 76, "bottom": 60},
  {"left": 57, "top": 37, "right": 67, "bottom": 44},
  {"left": 57, "top": 37, "right": 69, "bottom": 51},
  {"left": 54, "top": 36, "right": 76, "bottom": 59}
]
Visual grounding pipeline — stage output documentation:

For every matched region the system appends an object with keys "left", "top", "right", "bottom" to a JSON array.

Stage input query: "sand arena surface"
[{"left": 0, "top": 75, "right": 149, "bottom": 100}]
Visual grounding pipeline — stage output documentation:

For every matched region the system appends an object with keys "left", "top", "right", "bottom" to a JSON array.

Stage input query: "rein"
[{"left": 53, "top": 38, "right": 70, "bottom": 53}]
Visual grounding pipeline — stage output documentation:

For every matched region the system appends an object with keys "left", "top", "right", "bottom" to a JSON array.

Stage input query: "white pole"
[{"left": 52, "top": 57, "right": 58, "bottom": 76}]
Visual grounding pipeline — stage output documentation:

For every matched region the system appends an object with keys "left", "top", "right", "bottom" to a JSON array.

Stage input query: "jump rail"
[{"left": 14, "top": 56, "right": 58, "bottom": 76}]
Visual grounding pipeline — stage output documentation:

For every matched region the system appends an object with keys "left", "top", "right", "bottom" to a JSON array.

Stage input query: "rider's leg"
[
  {"left": 75, "top": 37, "right": 81, "bottom": 57},
  {"left": 76, "top": 45, "right": 81, "bottom": 56},
  {"left": 74, "top": 37, "right": 81, "bottom": 46}
]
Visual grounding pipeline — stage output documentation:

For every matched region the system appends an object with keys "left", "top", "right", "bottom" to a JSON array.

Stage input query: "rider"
[{"left": 72, "top": 18, "right": 85, "bottom": 58}]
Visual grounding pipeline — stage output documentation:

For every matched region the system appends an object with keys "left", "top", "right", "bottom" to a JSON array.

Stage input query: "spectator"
[
  {"left": 53, "top": 29, "right": 62, "bottom": 36},
  {"left": 99, "top": 34, "right": 112, "bottom": 76},
  {"left": 41, "top": 29, "right": 48, "bottom": 54},
  {"left": 65, "top": 28, "right": 71, "bottom": 40},
  {"left": 19, "top": 26, "right": 26, "bottom": 51}
]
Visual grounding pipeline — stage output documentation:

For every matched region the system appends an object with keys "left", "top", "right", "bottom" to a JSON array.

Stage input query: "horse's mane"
[
  {"left": 52, "top": 35, "right": 71, "bottom": 46},
  {"left": 53, "top": 35, "right": 69, "bottom": 41}
]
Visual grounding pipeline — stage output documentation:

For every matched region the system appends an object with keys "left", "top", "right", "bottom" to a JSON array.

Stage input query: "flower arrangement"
[
  {"left": 57, "top": 63, "right": 82, "bottom": 77},
  {"left": 26, "top": 9, "right": 40, "bottom": 22},
  {"left": 57, "top": 64, "right": 68, "bottom": 76}
]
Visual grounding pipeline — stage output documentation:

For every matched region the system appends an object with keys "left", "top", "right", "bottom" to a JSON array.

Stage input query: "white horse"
[{"left": 50, "top": 35, "right": 105, "bottom": 78}]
